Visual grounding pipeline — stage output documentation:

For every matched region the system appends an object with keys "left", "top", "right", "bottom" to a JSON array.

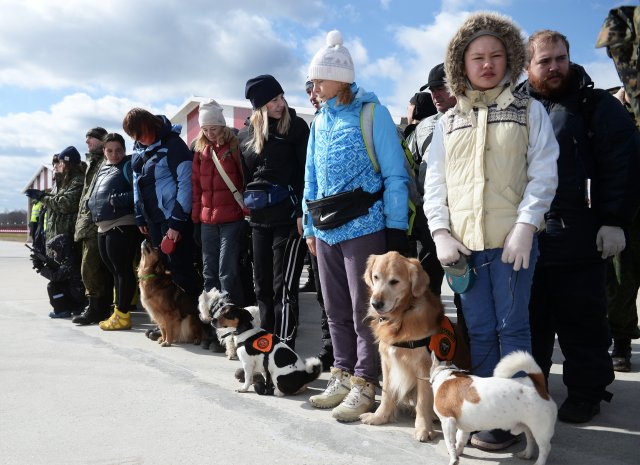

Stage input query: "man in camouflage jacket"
[
  {"left": 597, "top": 5, "right": 640, "bottom": 373},
  {"left": 72, "top": 127, "right": 115, "bottom": 325},
  {"left": 596, "top": 5, "right": 640, "bottom": 127}
]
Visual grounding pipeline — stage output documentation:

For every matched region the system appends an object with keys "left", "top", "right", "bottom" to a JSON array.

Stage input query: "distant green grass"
[{"left": 0, "top": 232, "right": 29, "bottom": 242}]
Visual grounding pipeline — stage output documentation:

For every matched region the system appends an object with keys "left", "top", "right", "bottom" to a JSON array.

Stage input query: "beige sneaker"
[
  {"left": 309, "top": 367, "right": 351, "bottom": 409},
  {"left": 331, "top": 375, "right": 376, "bottom": 422}
]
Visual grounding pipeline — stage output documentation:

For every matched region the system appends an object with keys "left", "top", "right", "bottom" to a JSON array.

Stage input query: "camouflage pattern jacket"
[
  {"left": 74, "top": 149, "right": 105, "bottom": 242},
  {"left": 596, "top": 6, "right": 640, "bottom": 127},
  {"left": 43, "top": 171, "right": 84, "bottom": 249}
]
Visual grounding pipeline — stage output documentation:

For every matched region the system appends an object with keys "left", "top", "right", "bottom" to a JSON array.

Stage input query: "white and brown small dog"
[
  {"left": 429, "top": 351, "right": 557, "bottom": 465},
  {"left": 211, "top": 304, "right": 322, "bottom": 396},
  {"left": 198, "top": 288, "right": 260, "bottom": 360}
]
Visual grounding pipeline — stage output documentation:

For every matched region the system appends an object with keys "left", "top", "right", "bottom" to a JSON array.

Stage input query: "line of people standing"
[{"left": 25, "top": 9, "right": 639, "bottom": 449}]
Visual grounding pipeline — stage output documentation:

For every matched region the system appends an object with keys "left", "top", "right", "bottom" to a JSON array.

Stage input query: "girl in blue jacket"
[{"left": 303, "top": 30, "right": 409, "bottom": 423}]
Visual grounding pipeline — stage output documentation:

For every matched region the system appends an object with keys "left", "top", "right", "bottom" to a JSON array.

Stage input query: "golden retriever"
[
  {"left": 360, "top": 251, "right": 444, "bottom": 442},
  {"left": 138, "top": 239, "right": 205, "bottom": 347}
]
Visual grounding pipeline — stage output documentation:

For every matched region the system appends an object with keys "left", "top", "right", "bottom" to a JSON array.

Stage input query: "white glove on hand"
[
  {"left": 501, "top": 223, "right": 536, "bottom": 271},
  {"left": 596, "top": 225, "right": 625, "bottom": 259},
  {"left": 432, "top": 229, "right": 471, "bottom": 266}
]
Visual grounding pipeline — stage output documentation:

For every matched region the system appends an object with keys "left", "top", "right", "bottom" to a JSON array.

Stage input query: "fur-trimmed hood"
[{"left": 445, "top": 11, "right": 526, "bottom": 96}]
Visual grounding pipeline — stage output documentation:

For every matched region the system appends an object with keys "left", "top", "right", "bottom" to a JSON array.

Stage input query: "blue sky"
[{"left": 0, "top": 0, "right": 626, "bottom": 212}]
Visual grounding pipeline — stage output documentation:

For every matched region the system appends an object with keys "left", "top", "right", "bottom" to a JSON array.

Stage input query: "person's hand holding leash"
[{"left": 432, "top": 229, "right": 471, "bottom": 266}]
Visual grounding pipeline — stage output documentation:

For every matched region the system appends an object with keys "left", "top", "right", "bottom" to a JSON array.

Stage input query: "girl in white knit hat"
[{"left": 303, "top": 30, "right": 410, "bottom": 422}]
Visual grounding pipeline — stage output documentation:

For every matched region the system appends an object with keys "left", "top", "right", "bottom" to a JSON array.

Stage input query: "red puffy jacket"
[{"left": 192, "top": 139, "right": 245, "bottom": 224}]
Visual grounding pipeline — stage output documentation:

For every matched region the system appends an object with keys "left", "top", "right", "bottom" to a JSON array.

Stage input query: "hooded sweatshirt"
[{"left": 423, "top": 12, "right": 559, "bottom": 251}]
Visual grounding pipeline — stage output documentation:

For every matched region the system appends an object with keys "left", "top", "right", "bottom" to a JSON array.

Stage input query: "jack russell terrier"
[{"left": 429, "top": 350, "right": 557, "bottom": 465}]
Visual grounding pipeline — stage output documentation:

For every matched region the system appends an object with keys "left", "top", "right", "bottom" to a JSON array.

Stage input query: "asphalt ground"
[{"left": 1, "top": 239, "right": 638, "bottom": 465}]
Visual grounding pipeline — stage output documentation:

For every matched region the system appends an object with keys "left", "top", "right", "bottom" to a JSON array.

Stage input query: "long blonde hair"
[
  {"left": 245, "top": 100, "right": 291, "bottom": 154},
  {"left": 336, "top": 83, "right": 354, "bottom": 106},
  {"left": 193, "top": 126, "right": 236, "bottom": 153}
]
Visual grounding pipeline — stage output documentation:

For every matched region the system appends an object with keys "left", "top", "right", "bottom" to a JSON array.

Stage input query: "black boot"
[
  {"left": 611, "top": 338, "right": 631, "bottom": 372},
  {"left": 72, "top": 297, "right": 110, "bottom": 325}
]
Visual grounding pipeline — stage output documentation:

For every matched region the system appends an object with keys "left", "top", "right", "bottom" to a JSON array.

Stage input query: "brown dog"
[
  {"left": 138, "top": 239, "right": 204, "bottom": 347},
  {"left": 360, "top": 251, "right": 444, "bottom": 442}
]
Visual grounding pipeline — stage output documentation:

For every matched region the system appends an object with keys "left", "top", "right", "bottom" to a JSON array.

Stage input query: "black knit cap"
[
  {"left": 58, "top": 146, "right": 81, "bottom": 164},
  {"left": 86, "top": 126, "right": 108, "bottom": 140},
  {"left": 245, "top": 74, "right": 284, "bottom": 110}
]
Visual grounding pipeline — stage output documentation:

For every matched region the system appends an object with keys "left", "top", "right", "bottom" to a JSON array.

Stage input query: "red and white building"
[{"left": 170, "top": 96, "right": 316, "bottom": 146}]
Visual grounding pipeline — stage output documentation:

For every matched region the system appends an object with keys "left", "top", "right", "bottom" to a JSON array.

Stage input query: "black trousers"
[
  {"left": 98, "top": 225, "right": 141, "bottom": 312},
  {"left": 47, "top": 281, "right": 85, "bottom": 314},
  {"left": 309, "top": 251, "right": 332, "bottom": 352},
  {"left": 252, "top": 225, "right": 306, "bottom": 348},
  {"left": 148, "top": 220, "right": 199, "bottom": 306},
  {"left": 412, "top": 209, "right": 445, "bottom": 296},
  {"left": 529, "top": 261, "right": 614, "bottom": 402}
]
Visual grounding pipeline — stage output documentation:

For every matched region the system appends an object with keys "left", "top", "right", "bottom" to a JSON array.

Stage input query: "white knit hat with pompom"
[{"left": 308, "top": 30, "right": 355, "bottom": 83}]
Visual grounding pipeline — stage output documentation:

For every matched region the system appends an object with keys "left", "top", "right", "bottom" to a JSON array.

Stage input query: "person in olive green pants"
[{"left": 71, "top": 127, "right": 114, "bottom": 325}]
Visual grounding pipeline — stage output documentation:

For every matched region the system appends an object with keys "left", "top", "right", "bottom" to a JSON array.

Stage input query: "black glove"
[
  {"left": 385, "top": 228, "right": 410, "bottom": 256},
  {"left": 30, "top": 255, "right": 44, "bottom": 271},
  {"left": 193, "top": 223, "right": 202, "bottom": 248},
  {"left": 25, "top": 189, "right": 45, "bottom": 201}
]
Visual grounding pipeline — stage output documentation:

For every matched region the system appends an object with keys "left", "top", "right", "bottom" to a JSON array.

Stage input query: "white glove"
[
  {"left": 596, "top": 225, "right": 625, "bottom": 259},
  {"left": 432, "top": 229, "right": 471, "bottom": 266},
  {"left": 501, "top": 223, "right": 536, "bottom": 271}
]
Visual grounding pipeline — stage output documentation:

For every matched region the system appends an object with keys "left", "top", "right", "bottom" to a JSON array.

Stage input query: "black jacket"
[
  {"left": 239, "top": 108, "right": 309, "bottom": 228},
  {"left": 87, "top": 155, "right": 134, "bottom": 223},
  {"left": 518, "top": 64, "right": 640, "bottom": 265}
]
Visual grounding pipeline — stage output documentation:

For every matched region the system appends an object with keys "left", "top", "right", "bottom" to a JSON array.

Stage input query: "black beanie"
[
  {"left": 86, "top": 127, "right": 108, "bottom": 140},
  {"left": 58, "top": 146, "right": 81, "bottom": 164},
  {"left": 245, "top": 74, "right": 284, "bottom": 110},
  {"left": 411, "top": 92, "right": 437, "bottom": 121}
]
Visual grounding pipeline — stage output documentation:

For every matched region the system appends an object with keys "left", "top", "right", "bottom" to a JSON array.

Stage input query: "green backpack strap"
[
  {"left": 359, "top": 101, "right": 417, "bottom": 236},
  {"left": 360, "top": 102, "right": 380, "bottom": 172}
]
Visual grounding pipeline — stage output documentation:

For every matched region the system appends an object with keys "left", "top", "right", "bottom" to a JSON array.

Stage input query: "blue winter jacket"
[
  {"left": 131, "top": 116, "right": 192, "bottom": 232},
  {"left": 303, "top": 84, "right": 409, "bottom": 245}
]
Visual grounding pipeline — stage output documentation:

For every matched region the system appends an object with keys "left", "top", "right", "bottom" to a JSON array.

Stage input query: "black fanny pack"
[{"left": 306, "top": 187, "right": 383, "bottom": 230}]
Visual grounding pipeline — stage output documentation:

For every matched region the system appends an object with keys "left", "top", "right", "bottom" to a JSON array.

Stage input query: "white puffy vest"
[{"left": 443, "top": 86, "right": 531, "bottom": 250}]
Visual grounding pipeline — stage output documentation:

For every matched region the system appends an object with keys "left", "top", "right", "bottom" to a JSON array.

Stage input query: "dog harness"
[
  {"left": 237, "top": 329, "right": 279, "bottom": 394},
  {"left": 392, "top": 315, "right": 458, "bottom": 362},
  {"left": 239, "top": 330, "right": 277, "bottom": 356}
]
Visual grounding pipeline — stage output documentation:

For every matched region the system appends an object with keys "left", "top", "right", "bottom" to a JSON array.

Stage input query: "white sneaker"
[
  {"left": 331, "top": 375, "right": 376, "bottom": 422},
  {"left": 309, "top": 367, "right": 351, "bottom": 409}
]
